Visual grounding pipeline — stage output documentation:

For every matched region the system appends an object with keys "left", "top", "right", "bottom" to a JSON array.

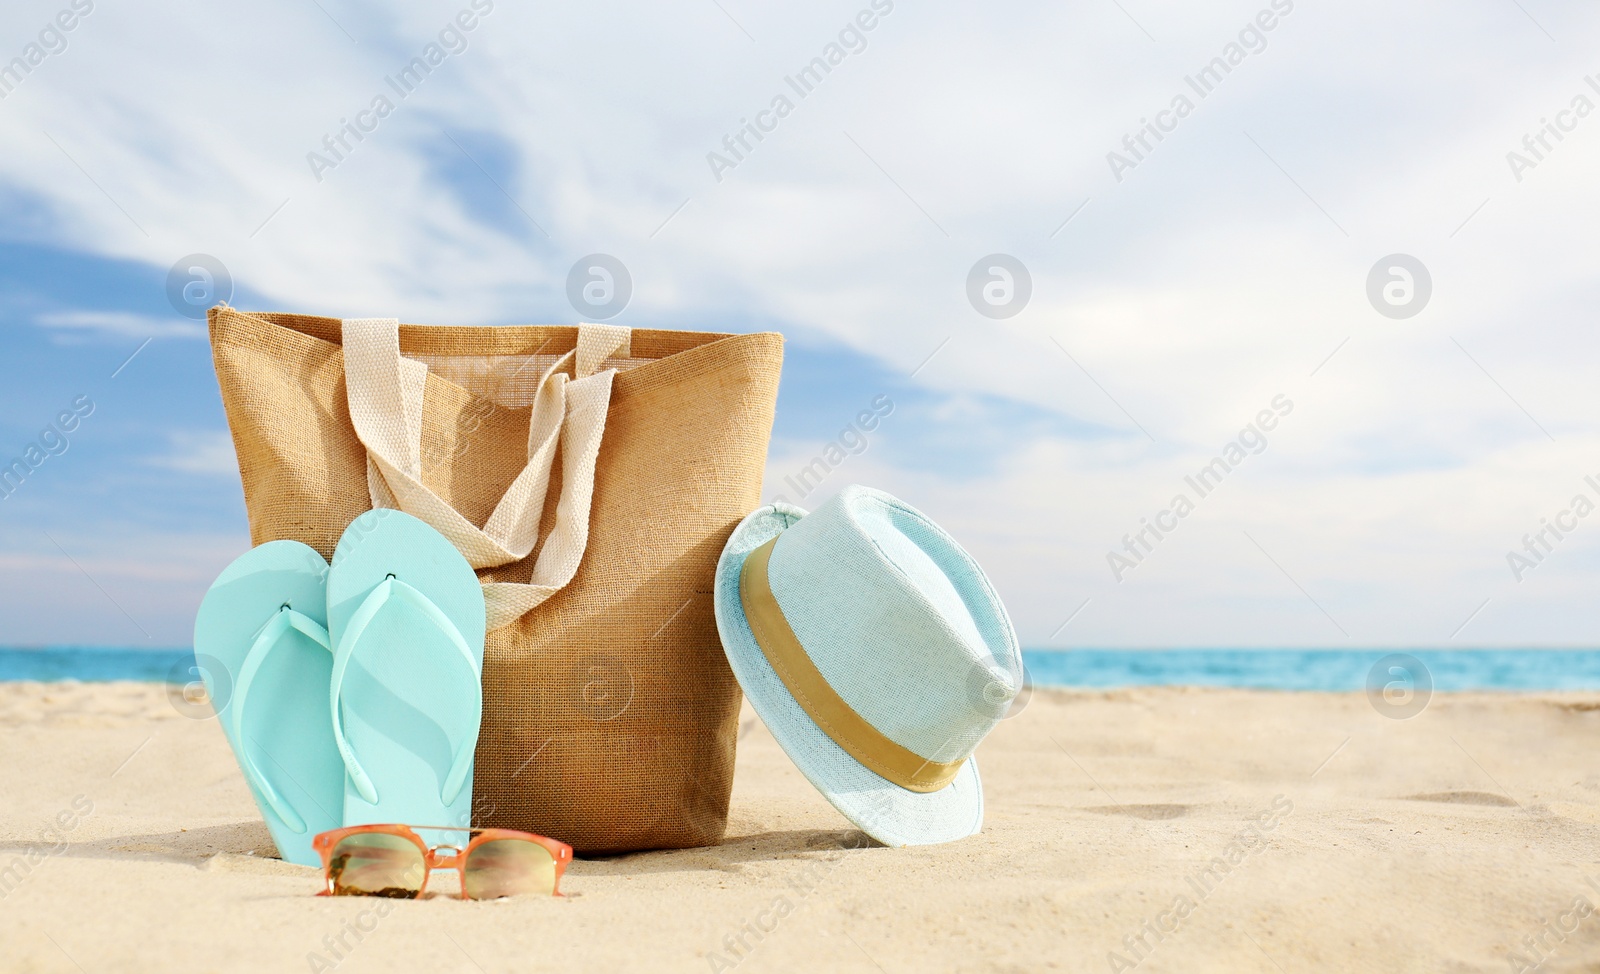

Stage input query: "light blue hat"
[{"left": 713, "top": 485, "right": 1022, "bottom": 847}]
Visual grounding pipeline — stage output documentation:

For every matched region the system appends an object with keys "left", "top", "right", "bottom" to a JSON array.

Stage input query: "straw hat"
[{"left": 713, "top": 485, "right": 1022, "bottom": 846}]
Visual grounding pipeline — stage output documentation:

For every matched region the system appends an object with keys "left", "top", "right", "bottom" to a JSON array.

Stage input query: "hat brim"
[{"left": 713, "top": 502, "right": 984, "bottom": 848}]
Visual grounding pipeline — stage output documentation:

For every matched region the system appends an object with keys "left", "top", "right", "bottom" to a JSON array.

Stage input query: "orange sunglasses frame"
[{"left": 312, "top": 824, "right": 574, "bottom": 899}]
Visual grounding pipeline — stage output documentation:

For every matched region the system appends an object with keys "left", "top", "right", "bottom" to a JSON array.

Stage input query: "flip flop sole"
[
  {"left": 327, "top": 510, "right": 487, "bottom": 829},
  {"left": 194, "top": 541, "right": 343, "bottom": 866}
]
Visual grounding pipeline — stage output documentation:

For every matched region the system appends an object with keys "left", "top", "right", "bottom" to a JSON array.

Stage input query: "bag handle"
[{"left": 342, "top": 318, "right": 631, "bottom": 629}]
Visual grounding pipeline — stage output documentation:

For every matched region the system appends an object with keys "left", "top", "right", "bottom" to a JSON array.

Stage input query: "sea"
[{"left": 3, "top": 646, "right": 1600, "bottom": 691}]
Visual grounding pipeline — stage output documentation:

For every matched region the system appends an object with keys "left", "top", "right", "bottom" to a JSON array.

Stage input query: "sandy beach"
[{"left": 2, "top": 681, "right": 1598, "bottom": 973}]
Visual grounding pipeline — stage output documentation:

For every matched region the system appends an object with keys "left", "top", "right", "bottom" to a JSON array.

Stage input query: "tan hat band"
[{"left": 738, "top": 536, "right": 964, "bottom": 794}]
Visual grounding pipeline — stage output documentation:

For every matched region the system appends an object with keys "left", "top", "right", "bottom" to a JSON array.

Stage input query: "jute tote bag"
[{"left": 208, "top": 308, "right": 783, "bottom": 853}]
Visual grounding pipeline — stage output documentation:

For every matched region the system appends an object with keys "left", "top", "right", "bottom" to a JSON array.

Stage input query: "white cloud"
[
  {"left": 34, "top": 311, "right": 205, "bottom": 340},
  {"left": 0, "top": 530, "right": 251, "bottom": 645},
  {"left": 144, "top": 431, "right": 238, "bottom": 477}
]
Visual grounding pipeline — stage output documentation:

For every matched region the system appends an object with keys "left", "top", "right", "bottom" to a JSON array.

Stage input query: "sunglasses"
[{"left": 312, "top": 824, "right": 573, "bottom": 899}]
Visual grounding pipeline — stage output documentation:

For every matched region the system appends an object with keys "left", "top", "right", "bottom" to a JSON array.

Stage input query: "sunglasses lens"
[
  {"left": 463, "top": 839, "right": 557, "bottom": 899},
  {"left": 328, "top": 833, "right": 426, "bottom": 898}
]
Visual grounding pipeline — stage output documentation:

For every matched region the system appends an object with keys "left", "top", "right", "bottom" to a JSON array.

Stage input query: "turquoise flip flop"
[
  {"left": 325, "top": 510, "right": 487, "bottom": 830},
  {"left": 193, "top": 541, "right": 344, "bottom": 866}
]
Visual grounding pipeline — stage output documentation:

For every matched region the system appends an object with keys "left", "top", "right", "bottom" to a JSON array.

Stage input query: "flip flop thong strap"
[
  {"left": 329, "top": 577, "right": 484, "bottom": 807},
  {"left": 231, "top": 607, "right": 334, "bottom": 834}
]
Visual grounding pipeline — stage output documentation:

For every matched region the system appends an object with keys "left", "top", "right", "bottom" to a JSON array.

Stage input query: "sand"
[{"left": 2, "top": 681, "right": 1599, "bottom": 973}]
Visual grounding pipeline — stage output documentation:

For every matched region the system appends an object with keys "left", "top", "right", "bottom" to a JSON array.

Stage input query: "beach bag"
[{"left": 207, "top": 308, "right": 783, "bottom": 853}]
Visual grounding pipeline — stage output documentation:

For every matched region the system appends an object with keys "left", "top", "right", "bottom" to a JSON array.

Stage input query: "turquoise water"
[
  {"left": 4, "top": 646, "right": 1600, "bottom": 690},
  {"left": 1023, "top": 649, "right": 1600, "bottom": 691},
  {"left": 0, "top": 646, "right": 195, "bottom": 682}
]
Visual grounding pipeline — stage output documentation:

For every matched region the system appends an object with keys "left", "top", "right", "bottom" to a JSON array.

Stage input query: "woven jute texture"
[{"left": 208, "top": 308, "right": 783, "bottom": 853}]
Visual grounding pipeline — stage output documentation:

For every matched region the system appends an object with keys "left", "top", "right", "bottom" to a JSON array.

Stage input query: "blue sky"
[{"left": 2, "top": 0, "right": 1599, "bottom": 648}]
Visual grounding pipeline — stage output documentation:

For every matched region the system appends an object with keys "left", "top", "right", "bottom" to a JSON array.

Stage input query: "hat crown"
[{"left": 766, "top": 486, "right": 1021, "bottom": 766}]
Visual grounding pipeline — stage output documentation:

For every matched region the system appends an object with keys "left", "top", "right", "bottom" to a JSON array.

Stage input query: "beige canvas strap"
[{"left": 342, "top": 318, "right": 631, "bottom": 630}]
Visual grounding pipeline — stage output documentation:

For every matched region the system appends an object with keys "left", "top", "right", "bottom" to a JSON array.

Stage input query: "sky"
[{"left": 1, "top": 0, "right": 1598, "bottom": 649}]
